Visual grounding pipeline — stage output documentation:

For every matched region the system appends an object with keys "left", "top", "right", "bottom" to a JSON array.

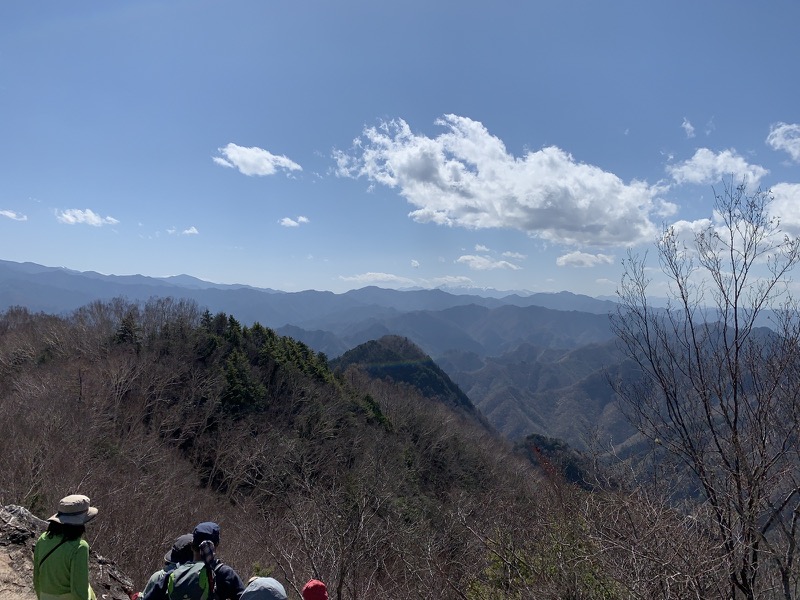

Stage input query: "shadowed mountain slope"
[
  {"left": 442, "top": 339, "right": 637, "bottom": 448},
  {"left": 330, "top": 335, "right": 490, "bottom": 429}
]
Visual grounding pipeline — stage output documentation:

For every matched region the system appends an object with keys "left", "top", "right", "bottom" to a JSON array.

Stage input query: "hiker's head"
[
  {"left": 48, "top": 494, "right": 98, "bottom": 526},
  {"left": 192, "top": 522, "right": 221, "bottom": 549},
  {"left": 165, "top": 533, "right": 194, "bottom": 565},
  {"left": 45, "top": 521, "right": 86, "bottom": 540},
  {"left": 243, "top": 577, "right": 287, "bottom": 600},
  {"left": 302, "top": 579, "right": 328, "bottom": 600}
]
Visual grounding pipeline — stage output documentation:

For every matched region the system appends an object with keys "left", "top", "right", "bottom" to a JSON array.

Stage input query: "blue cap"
[{"left": 192, "top": 521, "right": 220, "bottom": 546}]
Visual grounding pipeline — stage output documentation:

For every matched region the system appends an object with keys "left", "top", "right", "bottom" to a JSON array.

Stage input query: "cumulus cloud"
[
  {"left": 280, "top": 215, "right": 310, "bottom": 227},
  {"left": 659, "top": 217, "right": 714, "bottom": 259},
  {"left": 456, "top": 254, "right": 521, "bottom": 271},
  {"left": 667, "top": 148, "right": 768, "bottom": 189},
  {"left": 767, "top": 123, "right": 800, "bottom": 163},
  {"left": 682, "top": 118, "right": 695, "bottom": 138},
  {"left": 669, "top": 218, "right": 713, "bottom": 237},
  {"left": 339, "top": 272, "right": 416, "bottom": 286},
  {"left": 770, "top": 183, "right": 800, "bottom": 234},
  {"left": 335, "top": 114, "right": 661, "bottom": 246},
  {"left": 56, "top": 208, "right": 118, "bottom": 226},
  {"left": 662, "top": 197, "right": 800, "bottom": 270},
  {"left": 214, "top": 143, "right": 302, "bottom": 176},
  {"left": 502, "top": 251, "right": 526, "bottom": 260},
  {"left": 655, "top": 198, "right": 679, "bottom": 218},
  {"left": 0, "top": 210, "right": 27, "bottom": 221},
  {"left": 556, "top": 251, "right": 614, "bottom": 268},
  {"left": 475, "top": 244, "right": 490, "bottom": 252},
  {"left": 411, "top": 259, "right": 420, "bottom": 268}
]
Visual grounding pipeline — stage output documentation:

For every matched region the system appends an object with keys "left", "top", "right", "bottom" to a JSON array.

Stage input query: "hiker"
[
  {"left": 142, "top": 522, "right": 245, "bottom": 600},
  {"left": 142, "top": 534, "right": 194, "bottom": 597},
  {"left": 33, "top": 494, "right": 99, "bottom": 600},
  {"left": 190, "top": 522, "right": 245, "bottom": 600},
  {"left": 301, "top": 580, "right": 328, "bottom": 600},
  {"left": 239, "top": 577, "right": 286, "bottom": 600}
]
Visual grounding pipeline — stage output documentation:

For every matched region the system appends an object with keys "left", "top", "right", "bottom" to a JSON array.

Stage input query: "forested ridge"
[
  {"left": 0, "top": 297, "right": 728, "bottom": 598},
  {"left": 330, "top": 335, "right": 482, "bottom": 419}
]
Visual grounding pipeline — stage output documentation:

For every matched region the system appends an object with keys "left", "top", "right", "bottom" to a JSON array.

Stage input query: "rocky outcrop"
[{"left": 0, "top": 506, "right": 134, "bottom": 600}]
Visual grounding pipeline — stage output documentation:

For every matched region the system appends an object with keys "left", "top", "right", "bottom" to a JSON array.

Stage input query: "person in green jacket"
[{"left": 33, "top": 494, "right": 99, "bottom": 600}]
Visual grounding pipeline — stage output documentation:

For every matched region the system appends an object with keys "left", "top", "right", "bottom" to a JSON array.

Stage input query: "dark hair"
[{"left": 46, "top": 521, "right": 86, "bottom": 540}]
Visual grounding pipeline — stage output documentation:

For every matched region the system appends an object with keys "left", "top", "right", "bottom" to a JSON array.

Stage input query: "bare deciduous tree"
[{"left": 612, "top": 181, "right": 800, "bottom": 599}]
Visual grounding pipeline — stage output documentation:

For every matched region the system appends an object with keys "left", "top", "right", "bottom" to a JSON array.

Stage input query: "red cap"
[{"left": 301, "top": 579, "right": 328, "bottom": 600}]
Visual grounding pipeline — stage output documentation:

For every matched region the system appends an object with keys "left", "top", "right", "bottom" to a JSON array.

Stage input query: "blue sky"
[{"left": 2, "top": 1, "right": 800, "bottom": 296}]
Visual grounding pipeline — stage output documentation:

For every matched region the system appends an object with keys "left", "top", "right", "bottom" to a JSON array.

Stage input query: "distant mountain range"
[
  {"left": 0, "top": 258, "right": 632, "bottom": 448},
  {"left": 0, "top": 259, "right": 618, "bottom": 323}
]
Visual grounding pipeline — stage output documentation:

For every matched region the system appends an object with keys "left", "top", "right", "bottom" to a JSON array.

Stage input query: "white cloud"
[
  {"left": 411, "top": 259, "right": 420, "bottom": 268},
  {"left": 660, "top": 217, "right": 714, "bottom": 258},
  {"left": 704, "top": 117, "right": 716, "bottom": 136},
  {"left": 428, "top": 275, "right": 474, "bottom": 287},
  {"left": 456, "top": 254, "right": 521, "bottom": 271},
  {"left": 668, "top": 217, "right": 713, "bottom": 237},
  {"left": 502, "top": 251, "right": 526, "bottom": 260},
  {"left": 556, "top": 251, "right": 614, "bottom": 268},
  {"left": 770, "top": 183, "right": 800, "bottom": 235},
  {"left": 166, "top": 226, "right": 198, "bottom": 235},
  {"left": 0, "top": 210, "right": 27, "bottom": 221},
  {"left": 280, "top": 215, "right": 310, "bottom": 227},
  {"left": 475, "top": 244, "right": 490, "bottom": 252},
  {"left": 660, "top": 208, "right": 793, "bottom": 271},
  {"left": 56, "top": 208, "right": 118, "bottom": 226},
  {"left": 682, "top": 118, "right": 695, "bottom": 138},
  {"left": 767, "top": 123, "right": 800, "bottom": 163},
  {"left": 339, "top": 272, "right": 416, "bottom": 286},
  {"left": 655, "top": 198, "right": 679, "bottom": 218},
  {"left": 214, "top": 143, "right": 302, "bottom": 176},
  {"left": 335, "top": 114, "right": 661, "bottom": 246},
  {"left": 667, "top": 148, "right": 768, "bottom": 189}
]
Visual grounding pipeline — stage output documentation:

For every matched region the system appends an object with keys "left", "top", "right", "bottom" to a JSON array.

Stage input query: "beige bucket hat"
[{"left": 48, "top": 494, "right": 98, "bottom": 525}]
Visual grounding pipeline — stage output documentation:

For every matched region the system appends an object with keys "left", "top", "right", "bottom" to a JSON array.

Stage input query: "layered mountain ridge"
[{"left": 0, "top": 259, "right": 628, "bottom": 448}]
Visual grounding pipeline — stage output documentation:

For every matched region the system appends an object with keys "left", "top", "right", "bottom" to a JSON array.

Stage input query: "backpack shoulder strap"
[{"left": 38, "top": 537, "right": 69, "bottom": 567}]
